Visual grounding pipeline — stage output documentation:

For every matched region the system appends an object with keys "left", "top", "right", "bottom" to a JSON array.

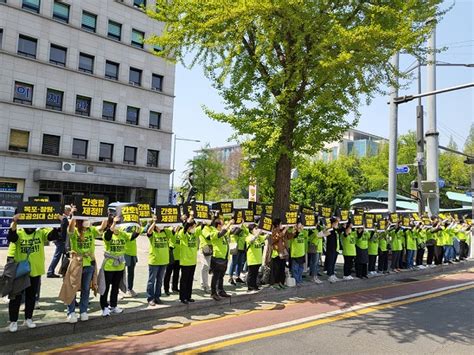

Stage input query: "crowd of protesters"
[{"left": 1, "top": 203, "right": 471, "bottom": 333}]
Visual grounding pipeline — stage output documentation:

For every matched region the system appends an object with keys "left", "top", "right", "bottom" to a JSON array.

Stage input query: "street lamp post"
[{"left": 169, "top": 135, "right": 201, "bottom": 204}]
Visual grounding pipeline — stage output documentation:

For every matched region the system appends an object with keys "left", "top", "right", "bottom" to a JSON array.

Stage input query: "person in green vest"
[
  {"left": 405, "top": 221, "right": 417, "bottom": 269},
  {"left": 124, "top": 226, "right": 139, "bottom": 298},
  {"left": 197, "top": 222, "right": 214, "bottom": 292},
  {"left": 146, "top": 216, "right": 174, "bottom": 306},
  {"left": 210, "top": 217, "right": 233, "bottom": 301},
  {"left": 289, "top": 222, "right": 307, "bottom": 286},
  {"left": 229, "top": 224, "right": 247, "bottom": 285},
  {"left": 341, "top": 222, "right": 356, "bottom": 280},
  {"left": 355, "top": 226, "right": 369, "bottom": 279},
  {"left": 163, "top": 224, "right": 181, "bottom": 296},
  {"left": 425, "top": 218, "right": 437, "bottom": 266},
  {"left": 246, "top": 224, "right": 269, "bottom": 291},
  {"left": 458, "top": 221, "right": 470, "bottom": 260},
  {"left": 7, "top": 215, "right": 60, "bottom": 333},
  {"left": 390, "top": 222, "right": 404, "bottom": 272},
  {"left": 307, "top": 226, "right": 324, "bottom": 284},
  {"left": 443, "top": 220, "right": 456, "bottom": 263},
  {"left": 415, "top": 223, "right": 427, "bottom": 268},
  {"left": 368, "top": 230, "right": 379, "bottom": 275},
  {"left": 432, "top": 220, "right": 444, "bottom": 265},
  {"left": 377, "top": 225, "right": 389, "bottom": 274},
  {"left": 178, "top": 217, "right": 198, "bottom": 304}
]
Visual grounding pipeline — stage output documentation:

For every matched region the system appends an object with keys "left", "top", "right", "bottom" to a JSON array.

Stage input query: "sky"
[{"left": 170, "top": 0, "right": 474, "bottom": 188}]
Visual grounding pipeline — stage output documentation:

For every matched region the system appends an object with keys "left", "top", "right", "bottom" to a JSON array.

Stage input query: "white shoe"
[
  {"left": 126, "top": 290, "right": 137, "bottom": 298},
  {"left": 24, "top": 319, "right": 36, "bottom": 329},
  {"left": 329, "top": 275, "right": 339, "bottom": 283},
  {"left": 8, "top": 322, "right": 18, "bottom": 333},
  {"left": 313, "top": 277, "right": 323, "bottom": 284},
  {"left": 343, "top": 276, "right": 351, "bottom": 280},
  {"left": 102, "top": 307, "right": 111, "bottom": 317},
  {"left": 67, "top": 312, "right": 78, "bottom": 324},
  {"left": 80, "top": 312, "right": 89, "bottom": 321},
  {"left": 110, "top": 307, "right": 123, "bottom": 314}
]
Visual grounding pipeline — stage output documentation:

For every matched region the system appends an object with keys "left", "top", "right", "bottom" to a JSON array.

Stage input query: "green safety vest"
[
  {"left": 104, "top": 230, "right": 130, "bottom": 271},
  {"left": 356, "top": 231, "right": 369, "bottom": 250},
  {"left": 406, "top": 230, "right": 417, "bottom": 251},
  {"left": 148, "top": 228, "right": 173, "bottom": 265},
  {"left": 368, "top": 234, "right": 379, "bottom": 255},
  {"left": 179, "top": 229, "right": 198, "bottom": 266},
  {"left": 341, "top": 232, "right": 356, "bottom": 256},
  {"left": 290, "top": 230, "right": 307, "bottom": 258},
  {"left": 378, "top": 233, "right": 388, "bottom": 252},
  {"left": 11, "top": 228, "right": 51, "bottom": 277},
  {"left": 246, "top": 234, "right": 266, "bottom": 266},
  {"left": 69, "top": 227, "right": 98, "bottom": 267},
  {"left": 211, "top": 229, "right": 229, "bottom": 259}
]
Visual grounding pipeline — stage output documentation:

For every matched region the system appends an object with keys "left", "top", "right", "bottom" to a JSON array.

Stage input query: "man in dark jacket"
[{"left": 47, "top": 205, "right": 71, "bottom": 278}]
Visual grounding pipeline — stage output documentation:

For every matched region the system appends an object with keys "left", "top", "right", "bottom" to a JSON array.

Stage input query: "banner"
[
  {"left": 289, "top": 202, "right": 300, "bottom": 212},
  {"left": 338, "top": 209, "right": 349, "bottom": 223},
  {"left": 282, "top": 210, "right": 298, "bottom": 226},
  {"left": 137, "top": 203, "right": 152, "bottom": 220},
  {"left": 319, "top": 206, "right": 332, "bottom": 218},
  {"left": 155, "top": 205, "right": 181, "bottom": 225},
  {"left": 265, "top": 204, "right": 273, "bottom": 216},
  {"left": 411, "top": 212, "right": 421, "bottom": 222},
  {"left": 389, "top": 213, "right": 399, "bottom": 224},
  {"left": 422, "top": 216, "right": 432, "bottom": 227},
  {"left": 353, "top": 207, "right": 365, "bottom": 215},
  {"left": 402, "top": 216, "right": 411, "bottom": 229},
  {"left": 301, "top": 213, "right": 316, "bottom": 229},
  {"left": 365, "top": 218, "right": 375, "bottom": 230},
  {"left": 17, "top": 202, "right": 61, "bottom": 228},
  {"left": 300, "top": 206, "right": 315, "bottom": 215},
  {"left": 116, "top": 204, "right": 140, "bottom": 228},
  {"left": 0, "top": 217, "right": 12, "bottom": 248},
  {"left": 243, "top": 209, "right": 255, "bottom": 224},
  {"left": 233, "top": 209, "right": 243, "bottom": 225},
  {"left": 377, "top": 219, "right": 387, "bottom": 232},
  {"left": 258, "top": 215, "right": 273, "bottom": 234},
  {"left": 211, "top": 201, "right": 234, "bottom": 215},
  {"left": 28, "top": 196, "right": 50, "bottom": 202},
  {"left": 248, "top": 184, "right": 257, "bottom": 202},
  {"left": 374, "top": 213, "right": 384, "bottom": 222},
  {"left": 74, "top": 196, "right": 108, "bottom": 220},
  {"left": 353, "top": 214, "right": 364, "bottom": 227}
]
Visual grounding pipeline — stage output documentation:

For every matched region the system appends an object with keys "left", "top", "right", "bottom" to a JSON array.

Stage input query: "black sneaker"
[
  {"left": 219, "top": 291, "right": 231, "bottom": 298},
  {"left": 187, "top": 298, "right": 195, "bottom": 303},
  {"left": 155, "top": 298, "right": 163, "bottom": 304},
  {"left": 47, "top": 274, "right": 60, "bottom": 278},
  {"left": 180, "top": 299, "right": 188, "bottom": 304},
  {"left": 235, "top": 278, "right": 244, "bottom": 283}
]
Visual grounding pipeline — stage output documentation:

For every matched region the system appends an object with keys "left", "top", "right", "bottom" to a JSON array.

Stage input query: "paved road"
[{"left": 21, "top": 271, "right": 473, "bottom": 354}]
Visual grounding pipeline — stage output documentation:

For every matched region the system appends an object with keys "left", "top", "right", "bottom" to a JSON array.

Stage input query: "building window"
[
  {"left": 78, "top": 53, "right": 94, "bottom": 74},
  {"left": 149, "top": 111, "right": 161, "bottom": 129},
  {"left": 13, "top": 82, "right": 33, "bottom": 105},
  {"left": 153, "top": 44, "right": 163, "bottom": 53},
  {"left": 108, "top": 20, "right": 121, "bottom": 41},
  {"left": 147, "top": 149, "right": 159, "bottom": 167},
  {"left": 45, "top": 89, "right": 63, "bottom": 111},
  {"left": 99, "top": 142, "right": 114, "bottom": 162},
  {"left": 18, "top": 35, "right": 37, "bottom": 58},
  {"left": 81, "top": 11, "right": 97, "bottom": 32},
  {"left": 72, "top": 138, "right": 88, "bottom": 159},
  {"left": 105, "top": 60, "right": 119, "bottom": 80},
  {"left": 151, "top": 74, "right": 163, "bottom": 91},
  {"left": 75, "top": 95, "right": 91, "bottom": 116},
  {"left": 129, "top": 67, "right": 142, "bottom": 86},
  {"left": 123, "top": 146, "right": 137, "bottom": 165},
  {"left": 126, "top": 106, "right": 139, "bottom": 125},
  {"left": 131, "top": 29, "right": 144, "bottom": 48},
  {"left": 22, "top": 0, "right": 40, "bottom": 13},
  {"left": 102, "top": 101, "right": 116, "bottom": 121},
  {"left": 53, "top": 1, "right": 69, "bottom": 23},
  {"left": 134, "top": 0, "right": 146, "bottom": 8},
  {"left": 9, "top": 129, "right": 29, "bottom": 152},
  {"left": 42, "top": 134, "right": 60, "bottom": 156},
  {"left": 49, "top": 44, "right": 67, "bottom": 66}
]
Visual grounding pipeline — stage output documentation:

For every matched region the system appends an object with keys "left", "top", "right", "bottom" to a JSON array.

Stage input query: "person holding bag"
[
  {"left": 210, "top": 217, "right": 233, "bottom": 301},
  {"left": 7, "top": 214, "right": 60, "bottom": 333}
]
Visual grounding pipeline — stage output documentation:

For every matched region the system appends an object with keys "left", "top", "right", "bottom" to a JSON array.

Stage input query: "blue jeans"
[
  {"left": 291, "top": 261, "right": 304, "bottom": 284},
  {"left": 47, "top": 240, "right": 65, "bottom": 276},
  {"left": 147, "top": 265, "right": 167, "bottom": 301},
  {"left": 67, "top": 265, "right": 94, "bottom": 315},
  {"left": 308, "top": 253, "right": 320, "bottom": 276},
  {"left": 406, "top": 250, "right": 415, "bottom": 268},
  {"left": 229, "top": 251, "right": 246, "bottom": 278},
  {"left": 443, "top": 246, "right": 455, "bottom": 262}
]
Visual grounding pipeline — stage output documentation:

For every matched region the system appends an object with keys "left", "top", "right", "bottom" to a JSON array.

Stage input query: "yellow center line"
[{"left": 178, "top": 284, "right": 474, "bottom": 355}]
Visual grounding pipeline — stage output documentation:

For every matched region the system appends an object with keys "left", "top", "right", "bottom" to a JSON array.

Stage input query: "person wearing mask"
[
  {"left": 307, "top": 226, "right": 323, "bottom": 284},
  {"left": 124, "top": 226, "right": 139, "bottom": 298},
  {"left": 228, "top": 226, "right": 247, "bottom": 286},
  {"left": 390, "top": 222, "right": 403, "bottom": 272},
  {"left": 65, "top": 218, "right": 106, "bottom": 323},
  {"left": 368, "top": 230, "right": 379, "bottom": 275},
  {"left": 289, "top": 222, "right": 307, "bottom": 287},
  {"left": 355, "top": 226, "right": 369, "bottom": 279},
  {"left": 425, "top": 218, "right": 437, "bottom": 266},
  {"left": 163, "top": 226, "right": 181, "bottom": 296},
  {"left": 197, "top": 222, "right": 213, "bottom": 293},
  {"left": 442, "top": 220, "right": 455, "bottom": 264},
  {"left": 377, "top": 225, "right": 389, "bottom": 274},
  {"left": 405, "top": 222, "right": 417, "bottom": 269},
  {"left": 179, "top": 216, "right": 198, "bottom": 304},
  {"left": 47, "top": 205, "right": 71, "bottom": 278},
  {"left": 325, "top": 217, "right": 341, "bottom": 284},
  {"left": 433, "top": 220, "right": 444, "bottom": 265},
  {"left": 415, "top": 223, "right": 426, "bottom": 268},
  {"left": 246, "top": 225, "right": 268, "bottom": 291},
  {"left": 341, "top": 222, "right": 356, "bottom": 281},
  {"left": 146, "top": 216, "right": 173, "bottom": 306},
  {"left": 7, "top": 215, "right": 60, "bottom": 333},
  {"left": 269, "top": 219, "right": 293, "bottom": 289},
  {"left": 210, "top": 217, "right": 232, "bottom": 301},
  {"left": 100, "top": 216, "right": 137, "bottom": 316}
]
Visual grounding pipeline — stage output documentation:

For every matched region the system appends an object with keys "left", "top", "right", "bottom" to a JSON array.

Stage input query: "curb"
[{"left": 1, "top": 260, "right": 472, "bottom": 346}]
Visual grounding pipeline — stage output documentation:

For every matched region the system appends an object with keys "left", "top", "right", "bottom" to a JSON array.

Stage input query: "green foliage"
[
  {"left": 148, "top": 0, "right": 445, "bottom": 213},
  {"left": 463, "top": 123, "right": 474, "bottom": 155}
]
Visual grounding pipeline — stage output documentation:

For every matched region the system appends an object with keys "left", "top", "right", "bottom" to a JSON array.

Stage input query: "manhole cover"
[{"left": 396, "top": 278, "right": 419, "bottom": 283}]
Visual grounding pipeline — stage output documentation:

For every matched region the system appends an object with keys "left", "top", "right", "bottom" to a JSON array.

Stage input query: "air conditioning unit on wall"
[
  {"left": 86, "top": 166, "right": 95, "bottom": 174},
  {"left": 61, "top": 162, "right": 76, "bottom": 173}
]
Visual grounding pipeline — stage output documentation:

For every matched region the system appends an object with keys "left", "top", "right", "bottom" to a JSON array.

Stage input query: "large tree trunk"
[{"left": 272, "top": 152, "right": 291, "bottom": 220}]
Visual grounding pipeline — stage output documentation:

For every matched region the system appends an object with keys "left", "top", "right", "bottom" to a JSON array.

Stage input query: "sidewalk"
[{"left": 0, "top": 236, "right": 472, "bottom": 345}]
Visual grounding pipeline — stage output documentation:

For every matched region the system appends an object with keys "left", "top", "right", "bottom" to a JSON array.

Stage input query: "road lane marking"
[{"left": 157, "top": 282, "right": 474, "bottom": 354}]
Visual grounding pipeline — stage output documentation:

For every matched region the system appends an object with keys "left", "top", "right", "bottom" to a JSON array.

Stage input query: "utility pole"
[
  {"left": 388, "top": 53, "right": 399, "bottom": 213},
  {"left": 416, "top": 61, "right": 425, "bottom": 214},
  {"left": 425, "top": 23, "right": 439, "bottom": 216}
]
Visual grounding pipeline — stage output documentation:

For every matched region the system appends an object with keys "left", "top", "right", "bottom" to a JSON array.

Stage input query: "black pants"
[
  {"left": 391, "top": 251, "right": 401, "bottom": 270},
  {"left": 416, "top": 248, "right": 425, "bottom": 266},
  {"left": 356, "top": 263, "right": 368, "bottom": 278},
  {"left": 325, "top": 252, "right": 337, "bottom": 276},
  {"left": 426, "top": 245, "right": 435, "bottom": 265},
  {"left": 459, "top": 241, "right": 469, "bottom": 260},
  {"left": 179, "top": 265, "right": 195, "bottom": 301},
  {"left": 247, "top": 264, "right": 260, "bottom": 289},
  {"left": 368, "top": 255, "right": 377, "bottom": 272},
  {"left": 343, "top": 255, "right": 354, "bottom": 276},
  {"left": 164, "top": 260, "right": 180, "bottom": 292},
  {"left": 100, "top": 270, "right": 123, "bottom": 309},
  {"left": 9, "top": 276, "right": 40, "bottom": 322},
  {"left": 378, "top": 250, "right": 388, "bottom": 272},
  {"left": 211, "top": 268, "right": 225, "bottom": 295},
  {"left": 434, "top": 246, "right": 444, "bottom": 265},
  {"left": 270, "top": 257, "right": 286, "bottom": 285},
  {"left": 398, "top": 249, "right": 405, "bottom": 269}
]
